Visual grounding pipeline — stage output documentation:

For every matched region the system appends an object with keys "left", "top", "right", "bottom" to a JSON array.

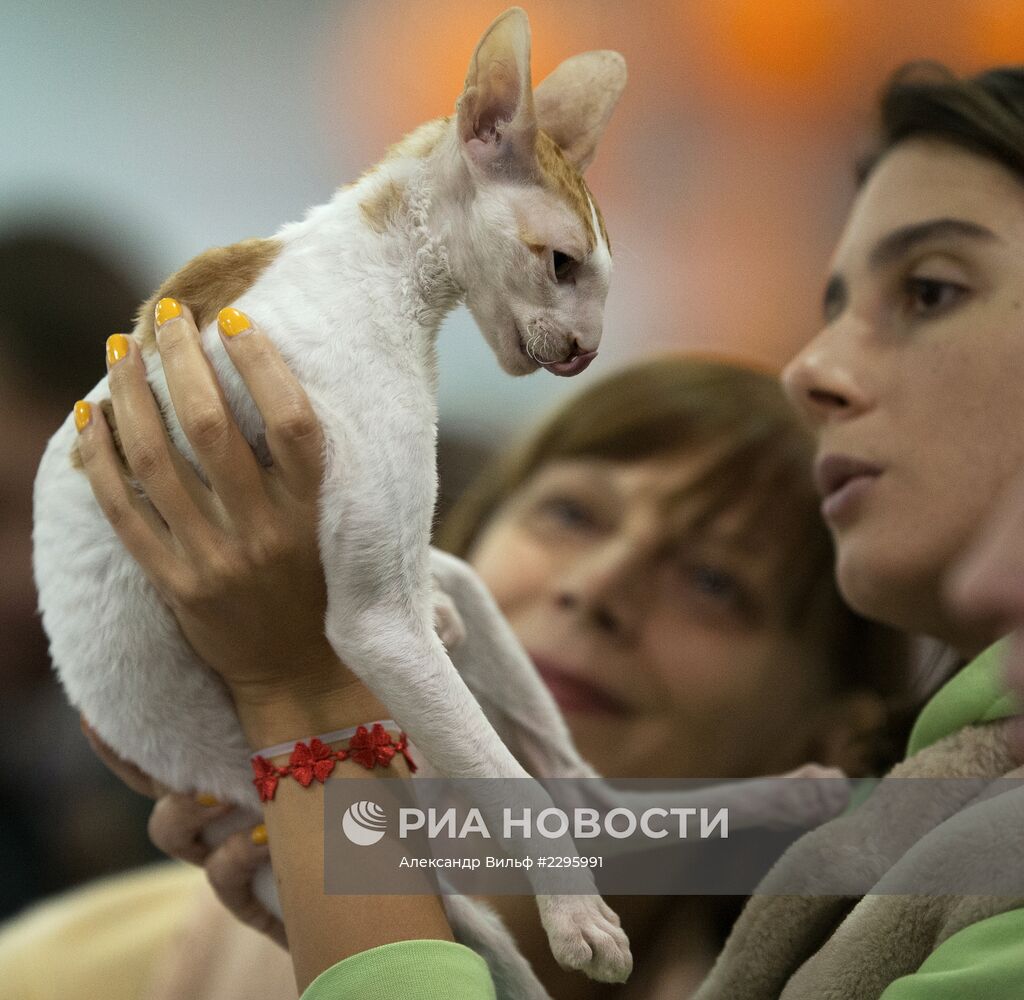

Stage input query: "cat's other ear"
[
  {"left": 534, "top": 51, "right": 627, "bottom": 172},
  {"left": 456, "top": 7, "right": 537, "bottom": 177}
]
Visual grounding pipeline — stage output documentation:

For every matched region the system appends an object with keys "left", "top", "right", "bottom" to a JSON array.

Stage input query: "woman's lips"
[
  {"left": 529, "top": 653, "right": 630, "bottom": 716},
  {"left": 814, "top": 454, "right": 883, "bottom": 523}
]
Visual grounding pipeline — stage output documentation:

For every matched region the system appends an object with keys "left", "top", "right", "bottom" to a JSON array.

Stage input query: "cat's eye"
[{"left": 552, "top": 250, "right": 578, "bottom": 284}]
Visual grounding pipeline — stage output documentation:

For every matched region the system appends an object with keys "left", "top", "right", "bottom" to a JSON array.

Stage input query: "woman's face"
[
  {"left": 467, "top": 453, "right": 837, "bottom": 779},
  {"left": 783, "top": 139, "right": 1024, "bottom": 653}
]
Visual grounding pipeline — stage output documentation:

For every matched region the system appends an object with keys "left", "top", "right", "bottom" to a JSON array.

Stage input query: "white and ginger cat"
[
  {"left": 35, "top": 8, "right": 633, "bottom": 996},
  {"left": 35, "top": 8, "right": 848, "bottom": 997}
]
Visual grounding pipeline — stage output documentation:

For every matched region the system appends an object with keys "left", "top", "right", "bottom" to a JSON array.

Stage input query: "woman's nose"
[
  {"left": 552, "top": 542, "right": 643, "bottom": 641},
  {"left": 782, "top": 325, "right": 872, "bottom": 427}
]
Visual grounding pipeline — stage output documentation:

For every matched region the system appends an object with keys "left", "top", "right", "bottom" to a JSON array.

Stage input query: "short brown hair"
[
  {"left": 436, "top": 356, "right": 912, "bottom": 771},
  {"left": 858, "top": 62, "right": 1024, "bottom": 186}
]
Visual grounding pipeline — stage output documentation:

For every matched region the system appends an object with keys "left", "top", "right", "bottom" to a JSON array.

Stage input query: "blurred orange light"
[
  {"left": 966, "top": 0, "right": 1024, "bottom": 66},
  {"left": 696, "top": 0, "right": 847, "bottom": 97},
  {"left": 715, "top": 0, "right": 837, "bottom": 88}
]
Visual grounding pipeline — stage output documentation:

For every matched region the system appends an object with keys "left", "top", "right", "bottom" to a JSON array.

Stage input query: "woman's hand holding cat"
[
  {"left": 149, "top": 790, "right": 288, "bottom": 947},
  {"left": 77, "top": 304, "right": 386, "bottom": 745}
]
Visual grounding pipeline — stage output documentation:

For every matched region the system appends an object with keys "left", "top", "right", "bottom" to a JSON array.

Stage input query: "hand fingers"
[
  {"left": 74, "top": 396, "right": 181, "bottom": 588},
  {"left": 104, "top": 332, "right": 221, "bottom": 548},
  {"left": 215, "top": 307, "right": 325, "bottom": 500},
  {"left": 153, "top": 299, "right": 268, "bottom": 525},
  {"left": 148, "top": 792, "right": 232, "bottom": 865},
  {"left": 205, "top": 825, "right": 288, "bottom": 948},
  {"left": 81, "top": 715, "right": 163, "bottom": 799}
]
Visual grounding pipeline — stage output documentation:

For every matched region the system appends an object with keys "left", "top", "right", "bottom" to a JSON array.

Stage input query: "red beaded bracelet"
[{"left": 250, "top": 722, "right": 417, "bottom": 802}]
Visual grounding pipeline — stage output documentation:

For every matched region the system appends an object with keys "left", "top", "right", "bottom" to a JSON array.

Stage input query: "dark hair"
[
  {"left": 0, "top": 228, "right": 145, "bottom": 403},
  {"left": 436, "top": 355, "right": 913, "bottom": 772},
  {"left": 857, "top": 62, "right": 1024, "bottom": 185}
]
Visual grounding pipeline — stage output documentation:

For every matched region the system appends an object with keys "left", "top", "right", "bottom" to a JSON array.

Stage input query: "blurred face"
[
  {"left": 467, "top": 453, "right": 836, "bottom": 779},
  {"left": 783, "top": 140, "right": 1024, "bottom": 654}
]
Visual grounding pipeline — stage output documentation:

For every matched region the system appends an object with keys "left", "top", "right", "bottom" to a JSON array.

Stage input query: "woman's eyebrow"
[
  {"left": 866, "top": 217, "right": 999, "bottom": 272},
  {"left": 533, "top": 464, "right": 619, "bottom": 496},
  {"left": 822, "top": 218, "right": 998, "bottom": 322}
]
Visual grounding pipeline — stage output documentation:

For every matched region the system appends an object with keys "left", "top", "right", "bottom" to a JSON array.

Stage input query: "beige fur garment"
[{"left": 693, "top": 720, "right": 1024, "bottom": 1000}]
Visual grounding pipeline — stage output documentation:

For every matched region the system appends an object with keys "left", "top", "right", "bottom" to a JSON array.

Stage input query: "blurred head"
[
  {"left": 0, "top": 228, "right": 143, "bottom": 691},
  {"left": 438, "top": 356, "right": 909, "bottom": 780},
  {"left": 783, "top": 64, "right": 1024, "bottom": 656},
  {"left": 447, "top": 8, "right": 625, "bottom": 376}
]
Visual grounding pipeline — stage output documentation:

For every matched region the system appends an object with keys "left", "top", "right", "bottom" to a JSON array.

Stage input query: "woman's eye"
[
  {"left": 689, "top": 564, "right": 739, "bottom": 598},
  {"left": 675, "top": 562, "right": 748, "bottom": 613},
  {"left": 552, "top": 251, "right": 578, "bottom": 283},
  {"left": 538, "top": 496, "right": 595, "bottom": 530},
  {"left": 904, "top": 277, "right": 966, "bottom": 316}
]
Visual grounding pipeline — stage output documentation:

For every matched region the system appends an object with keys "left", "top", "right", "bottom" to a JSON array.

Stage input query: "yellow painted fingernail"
[
  {"left": 74, "top": 400, "right": 92, "bottom": 432},
  {"left": 250, "top": 823, "right": 268, "bottom": 846},
  {"left": 155, "top": 297, "right": 182, "bottom": 325},
  {"left": 218, "top": 307, "right": 251, "bottom": 337},
  {"left": 196, "top": 793, "right": 219, "bottom": 807},
  {"left": 106, "top": 333, "right": 130, "bottom": 368}
]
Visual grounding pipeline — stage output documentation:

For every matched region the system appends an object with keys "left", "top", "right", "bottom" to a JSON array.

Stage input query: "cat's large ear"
[
  {"left": 534, "top": 51, "right": 626, "bottom": 172},
  {"left": 456, "top": 7, "right": 537, "bottom": 177}
]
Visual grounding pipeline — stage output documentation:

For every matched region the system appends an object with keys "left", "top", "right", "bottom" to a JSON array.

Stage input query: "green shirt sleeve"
[
  {"left": 878, "top": 909, "right": 1024, "bottom": 999},
  {"left": 299, "top": 939, "right": 497, "bottom": 1000}
]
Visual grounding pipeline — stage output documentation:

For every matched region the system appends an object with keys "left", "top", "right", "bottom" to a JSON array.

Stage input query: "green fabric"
[
  {"left": 906, "top": 637, "right": 1017, "bottom": 756},
  {"left": 879, "top": 909, "right": 1024, "bottom": 999},
  {"left": 879, "top": 638, "right": 1024, "bottom": 999},
  {"left": 299, "top": 940, "right": 496, "bottom": 1000}
]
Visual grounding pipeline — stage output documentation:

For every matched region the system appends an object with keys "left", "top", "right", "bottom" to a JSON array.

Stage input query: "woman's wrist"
[
  {"left": 233, "top": 664, "right": 389, "bottom": 749},
  {"left": 260, "top": 734, "right": 450, "bottom": 991}
]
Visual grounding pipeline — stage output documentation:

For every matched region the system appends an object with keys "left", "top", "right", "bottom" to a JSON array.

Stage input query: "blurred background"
[{"left": 1, "top": 0, "right": 1021, "bottom": 919}]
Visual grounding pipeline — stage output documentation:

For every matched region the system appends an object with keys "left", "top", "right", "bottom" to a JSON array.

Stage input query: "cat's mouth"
[{"left": 514, "top": 324, "right": 597, "bottom": 377}]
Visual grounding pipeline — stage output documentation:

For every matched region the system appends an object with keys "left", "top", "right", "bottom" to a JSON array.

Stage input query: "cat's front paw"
[
  {"left": 432, "top": 587, "right": 466, "bottom": 650},
  {"left": 538, "top": 894, "right": 632, "bottom": 983}
]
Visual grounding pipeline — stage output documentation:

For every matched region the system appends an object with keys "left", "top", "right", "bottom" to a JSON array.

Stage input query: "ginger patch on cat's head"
[{"left": 535, "top": 129, "right": 609, "bottom": 255}]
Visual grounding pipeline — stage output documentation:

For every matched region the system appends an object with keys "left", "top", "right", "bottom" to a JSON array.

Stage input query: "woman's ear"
[{"left": 804, "top": 692, "right": 889, "bottom": 777}]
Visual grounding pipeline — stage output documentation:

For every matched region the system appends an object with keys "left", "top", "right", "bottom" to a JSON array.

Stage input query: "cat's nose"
[{"left": 540, "top": 339, "right": 598, "bottom": 377}]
